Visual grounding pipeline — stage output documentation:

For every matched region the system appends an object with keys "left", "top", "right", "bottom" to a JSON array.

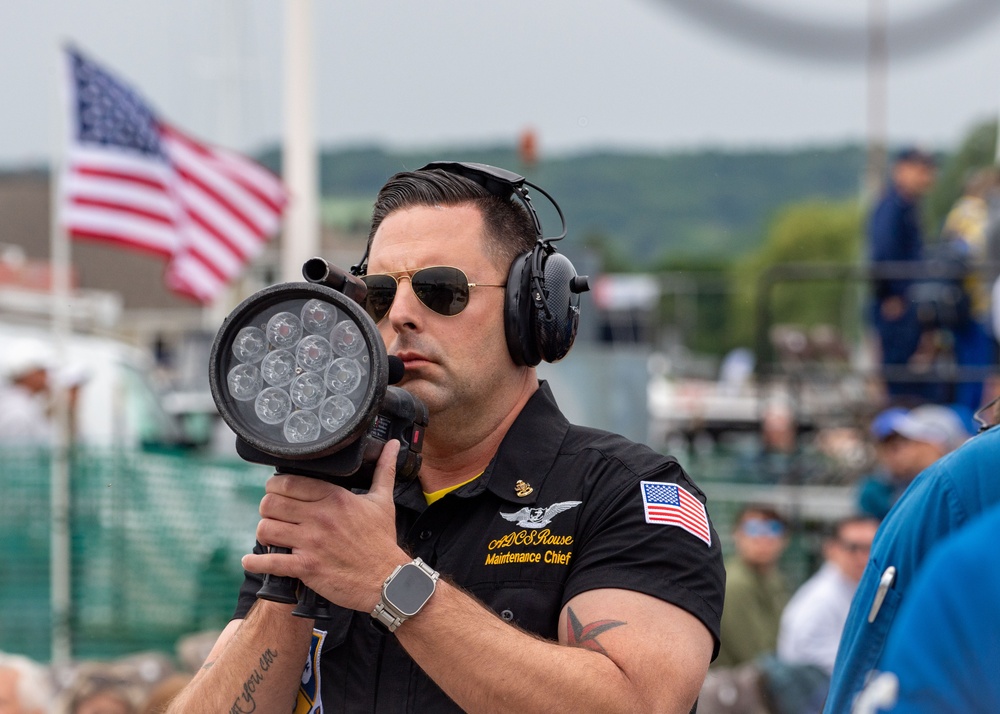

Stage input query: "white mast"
[
  {"left": 281, "top": 0, "right": 319, "bottom": 283},
  {"left": 50, "top": 46, "right": 73, "bottom": 666}
]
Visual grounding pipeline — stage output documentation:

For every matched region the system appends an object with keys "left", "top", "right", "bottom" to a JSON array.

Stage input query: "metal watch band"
[{"left": 371, "top": 557, "right": 439, "bottom": 633}]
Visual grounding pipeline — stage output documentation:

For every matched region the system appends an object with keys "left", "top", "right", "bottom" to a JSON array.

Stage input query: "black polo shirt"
[{"left": 235, "top": 381, "right": 725, "bottom": 713}]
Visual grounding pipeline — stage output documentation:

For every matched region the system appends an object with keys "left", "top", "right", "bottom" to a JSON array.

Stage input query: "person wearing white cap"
[
  {"left": 0, "top": 338, "right": 88, "bottom": 447},
  {"left": 0, "top": 339, "right": 57, "bottom": 446},
  {"left": 0, "top": 651, "right": 53, "bottom": 714},
  {"left": 857, "top": 404, "right": 971, "bottom": 520}
]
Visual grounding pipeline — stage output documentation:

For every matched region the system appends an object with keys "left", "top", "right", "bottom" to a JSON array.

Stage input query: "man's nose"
[{"left": 386, "top": 276, "right": 422, "bottom": 325}]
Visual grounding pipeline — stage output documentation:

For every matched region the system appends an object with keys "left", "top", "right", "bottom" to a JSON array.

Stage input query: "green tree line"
[{"left": 257, "top": 118, "right": 999, "bottom": 358}]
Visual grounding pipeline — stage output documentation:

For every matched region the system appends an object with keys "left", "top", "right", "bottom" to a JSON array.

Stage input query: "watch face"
[{"left": 385, "top": 563, "right": 436, "bottom": 617}]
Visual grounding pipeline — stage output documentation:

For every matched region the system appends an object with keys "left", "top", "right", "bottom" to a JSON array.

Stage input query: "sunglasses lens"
[
  {"left": 360, "top": 275, "right": 397, "bottom": 322},
  {"left": 360, "top": 267, "right": 472, "bottom": 321},
  {"left": 741, "top": 519, "right": 785, "bottom": 538},
  {"left": 412, "top": 266, "right": 470, "bottom": 317}
]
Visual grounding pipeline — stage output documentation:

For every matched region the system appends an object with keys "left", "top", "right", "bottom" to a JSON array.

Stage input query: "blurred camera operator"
[
  {"left": 0, "top": 341, "right": 84, "bottom": 448},
  {"left": 166, "top": 164, "right": 725, "bottom": 713},
  {"left": 0, "top": 343, "right": 55, "bottom": 446},
  {"left": 0, "top": 341, "right": 88, "bottom": 448}
]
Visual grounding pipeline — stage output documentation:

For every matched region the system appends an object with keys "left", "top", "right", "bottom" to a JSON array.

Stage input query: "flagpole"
[
  {"left": 50, "top": 45, "right": 73, "bottom": 666},
  {"left": 206, "top": 0, "right": 248, "bottom": 324},
  {"left": 282, "top": 0, "right": 319, "bottom": 282}
]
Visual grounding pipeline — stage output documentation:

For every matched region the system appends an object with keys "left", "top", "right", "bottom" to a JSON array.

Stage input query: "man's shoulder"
[
  {"left": 917, "top": 505, "right": 1000, "bottom": 599},
  {"left": 513, "top": 383, "right": 700, "bottom": 498},
  {"left": 560, "top": 422, "right": 681, "bottom": 471},
  {"left": 722, "top": 558, "right": 755, "bottom": 588},
  {"left": 526, "top": 382, "right": 677, "bottom": 467},
  {"left": 556, "top": 422, "right": 699, "bottom": 495},
  {"left": 869, "top": 186, "right": 912, "bottom": 228}
]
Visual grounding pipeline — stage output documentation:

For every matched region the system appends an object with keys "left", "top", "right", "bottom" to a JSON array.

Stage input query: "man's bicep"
[{"left": 559, "top": 588, "right": 713, "bottom": 713}]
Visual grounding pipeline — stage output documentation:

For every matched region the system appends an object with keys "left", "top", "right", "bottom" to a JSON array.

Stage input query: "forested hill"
[{"left": 258, "top": 144, "right": 869, "bottom": 265}]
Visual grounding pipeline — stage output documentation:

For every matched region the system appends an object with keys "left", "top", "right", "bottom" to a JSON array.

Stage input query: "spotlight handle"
[
  {"left": 255, "top": 547, "right": 331, "bottom": 619},
  {"left": 254, "top": 468, "right": 334, "bottom": 617},
  {"left": 255, "top": 546, "right": 300, "bottom": 605},
  {"left": 293, "top": 586, "right": 333, "bottom": 620}
]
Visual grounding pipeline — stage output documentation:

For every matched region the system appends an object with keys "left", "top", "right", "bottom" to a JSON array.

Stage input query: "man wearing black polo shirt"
[{"left": 168, "top": 164, "right": 725, "bottom": 713}]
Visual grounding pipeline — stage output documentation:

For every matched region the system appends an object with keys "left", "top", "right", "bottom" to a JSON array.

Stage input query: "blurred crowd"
[
  {"left": 0, "top": 631, "right": 217, "bottom": 714},
  {"left": 699, "top": 394, "right": 985, "bottom": 714},
  {"left": 0, "top": 398, "right": 968, "bottom": 714},
  {"left": 3, "top": 146, "right": 999, "bottom": 713}
]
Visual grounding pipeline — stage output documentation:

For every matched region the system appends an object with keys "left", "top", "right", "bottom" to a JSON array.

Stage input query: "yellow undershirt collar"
[{"left": 423, "top": 473, "right": 482, "bottom": 505}]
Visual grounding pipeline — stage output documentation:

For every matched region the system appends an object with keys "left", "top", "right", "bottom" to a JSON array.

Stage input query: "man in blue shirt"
[
  {"left": 852, "top": 501, "right": 1000, "bottom": 713},
  {"left": 823, "top": 423, "right": 1000, "bottom": 713},
  {"left": 868, "top": 147, "right": 936, "bottom": 401}
]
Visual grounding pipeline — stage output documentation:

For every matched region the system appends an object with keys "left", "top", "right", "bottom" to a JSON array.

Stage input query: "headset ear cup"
[
  {"left": 534, "top": 252, "right": 581, "bottom": 363},
  {"left": 503, "top": 248, "right": 583, "bottom": 367},
  {"left": 504, "top": 252, "right": 537, "bottom": 366}
]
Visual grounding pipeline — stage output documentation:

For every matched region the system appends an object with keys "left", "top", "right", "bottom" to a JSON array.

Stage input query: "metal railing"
[{"left": 754, "top": 259, "right": 1000, "bottom": 384}]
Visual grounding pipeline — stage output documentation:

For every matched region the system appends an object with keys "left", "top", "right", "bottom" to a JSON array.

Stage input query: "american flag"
[
  {"left": 60, "top": 47, "right": 288, "bottom": 304},
  {"left": 640, "top": 481, "right": 712, "bottom": 546}
]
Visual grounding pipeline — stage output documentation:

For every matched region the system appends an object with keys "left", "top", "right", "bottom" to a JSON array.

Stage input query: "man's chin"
[{"left": 395, "top": 377, "right": 439, "bottom": 412}]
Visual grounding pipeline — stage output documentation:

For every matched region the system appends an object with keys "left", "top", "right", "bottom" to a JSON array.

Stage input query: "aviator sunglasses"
[{"left": 360, "top": 266, "right": 505, "bottom": 322}]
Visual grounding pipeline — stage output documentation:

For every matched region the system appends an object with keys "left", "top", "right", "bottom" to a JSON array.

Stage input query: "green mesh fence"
[
  {"left": 0, "top": 448, "right": 269, "bottom": 663},
  {"left": 0, "top": 447, "right": 848, "bottom": 665}
]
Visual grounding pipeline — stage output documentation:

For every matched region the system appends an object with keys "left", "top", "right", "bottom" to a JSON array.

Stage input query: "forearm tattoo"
[
  {"left": 229, "top": 648, "right": 278, "bottom": 714},
  {"left": 565, "top": 607, "right": 626, "bottom": 656}
]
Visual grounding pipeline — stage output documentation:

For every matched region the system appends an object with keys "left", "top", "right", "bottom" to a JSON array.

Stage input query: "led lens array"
[{"left": 225, "top": 298, "right": 371, "bottom": 445}]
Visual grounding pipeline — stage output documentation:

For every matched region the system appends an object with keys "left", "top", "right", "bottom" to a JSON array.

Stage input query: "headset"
[{"left": 351, "top": 161, "right": 590, "bottom": 367}]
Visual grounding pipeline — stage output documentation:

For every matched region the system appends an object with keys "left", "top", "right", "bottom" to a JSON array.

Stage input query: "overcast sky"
[{"left": 3, "top": 0, "right": 1000, "bottom": 167}]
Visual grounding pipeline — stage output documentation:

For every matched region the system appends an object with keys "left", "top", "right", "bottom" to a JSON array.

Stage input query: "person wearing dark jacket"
[{"left": 868, "top": 147, "right": 936, "bottom": 401}]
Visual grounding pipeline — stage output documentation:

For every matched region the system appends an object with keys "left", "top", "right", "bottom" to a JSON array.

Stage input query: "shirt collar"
[
  {"left": 395, "top": 381, "right": 569, "bottom": 509},
  {"left": 468, "top": 380, "right": 568, "bottom": 505}
]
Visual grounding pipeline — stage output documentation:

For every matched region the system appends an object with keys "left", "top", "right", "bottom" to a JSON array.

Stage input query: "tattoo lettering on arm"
[
  {"left": 565, "top": 607, "right": 626, "bottom": 656},
  {"left": 229, "top": 648, "right": 279, "bottom": 714}
]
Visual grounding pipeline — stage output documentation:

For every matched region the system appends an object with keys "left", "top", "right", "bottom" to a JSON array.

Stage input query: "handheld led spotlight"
[{"left": 209, "top": 259, "right": 428, "bottom": 617}]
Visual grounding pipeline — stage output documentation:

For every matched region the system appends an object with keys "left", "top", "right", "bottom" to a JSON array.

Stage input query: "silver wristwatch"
[{"left": 371, "top": 558, "right": 439, "bottom": 633}]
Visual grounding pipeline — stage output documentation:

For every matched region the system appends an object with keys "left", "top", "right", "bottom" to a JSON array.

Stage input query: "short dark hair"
[
  {"left": 363, "top": 168, "right": 536, "bottom": 274},
  {"left": 894, "top": 146, "right": 936, "bottom": 168},
  {"left": 826, "top": 514, "right": 881, "bottom": 541},
  {"left": 733, "top": 503, "right": 787, "bottom": 529}
]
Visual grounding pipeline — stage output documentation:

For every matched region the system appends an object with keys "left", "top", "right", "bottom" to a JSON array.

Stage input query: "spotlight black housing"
[
  {"left": 209, "top": 276, "right": 426, "bottom": 488},
  {"left": 207, "top": 263, "right": 428, "bottom": 614}
]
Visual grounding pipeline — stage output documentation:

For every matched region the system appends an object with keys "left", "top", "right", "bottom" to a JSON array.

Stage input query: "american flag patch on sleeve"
[{"left": 640, "top": 481, "right": 712, "bottom": 546}]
